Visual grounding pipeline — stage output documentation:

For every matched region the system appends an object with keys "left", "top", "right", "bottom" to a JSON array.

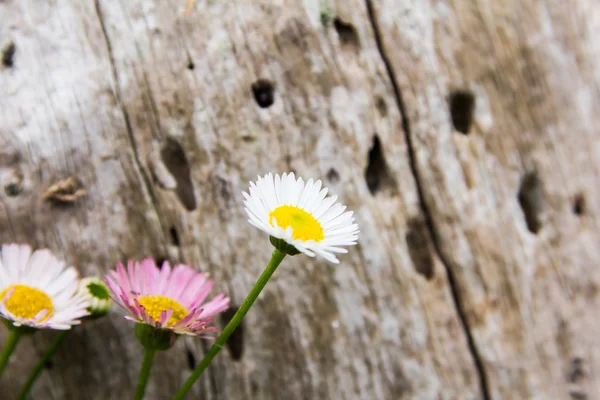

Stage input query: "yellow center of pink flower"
[
  {"left": 0, "top": 284, "right": 53, "bottom": 320},
  {"left": 138, "top": 295, "right": 188, "bottom": 327},
  {"left": 269, "top": 205, "right": 325, "bottom": 242}
]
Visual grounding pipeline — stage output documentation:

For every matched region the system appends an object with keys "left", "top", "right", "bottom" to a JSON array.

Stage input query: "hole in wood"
[
  {"left": 569, "top": 357, "right": 585, "bottom": 383},
  {"left": 186, "top": 349, "right": 196, "bottom": 369},
  {"left": 4, "top": 182, "right": 21, "bottom": 197},
  {"left": 169, "top": 226, "right": 180, "bottom": 246},
  {"left": 160, "top": 137, "right": 197, "bottom": 211},
  {"left": 326, "top": 167, "right": 340, "bottom": 183},
  {"left": 406, "top": 218, "right": 434, "bottom": 280},
  {"left": 449, "top": 90, "right": 476, "bottom": 134},
  {"left": 333, "top": 18, "right": 359, "bottom": 50},
  {"left": 251, "top": 380, "right": 260, "bottom": 396},
  {"left": 251, "top": 79, "right": 275, "bottom": 108},
  {"left": 364, "top": 135, "right": 398, "bottom": 196},
  {"left": 572, "top": 193, "right": 585, "bottom": 216},
  {"left": 569, "top": 389, "right": 587, "bottom": 400},
  {"left": 220, "top": 306, "right": 244, "bottom": 361},
  {"left": 375, "top": 97, "right": 387, "bottom": 117},
  {"left": 213, "top": 176, "right": 231, "bottom": 202},
  {"left": 187, "top": 60, "right": 195, "bottom": 70},
  {"left": 518, "top": 172, "right": 543, "bottom": 234},
  {"left": 2, "top": 40, "right": 15, "bottom": 68}
]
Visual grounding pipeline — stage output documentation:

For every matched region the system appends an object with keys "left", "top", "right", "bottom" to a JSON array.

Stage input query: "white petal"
[{"left": 312, "top": 196, "right": 338, "bottom": 220}]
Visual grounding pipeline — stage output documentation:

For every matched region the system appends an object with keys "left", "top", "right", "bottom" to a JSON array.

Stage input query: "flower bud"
[{"left": 78, "top": 277, "right": 112, "bottom": 319}]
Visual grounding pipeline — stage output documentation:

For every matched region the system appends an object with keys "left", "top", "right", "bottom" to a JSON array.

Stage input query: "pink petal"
[
  {"left": 33, "top": 309, "right": 49, "bottom": 322},
  {"left": 200, "top": 294, "right": 230, "bottom": 318},
  {"left": 172, "top": 307, "right": 204, "bottom": 328},
  {"left": 164, "top": 264, "right": 195, "bottom": 300},
  {"left": 127, "top": 260, "right": 140, "bottom": 294},
  {"left": 2, "top": 287, "right": 15, "bottom": 302},
  {"left": 159, "top": 308, "right": 173, "bottom": 327},
  {"left": 157, "top": 261, "right": 172, "bottom": 294},
  {"left": 116, "top": 262, "right": 131, "bottom": 293},
  {"left": 181, "top": 274, "right": 210, "bottom": 307},
  {"left": 140, "top": 258, "right": 159, "bottom": 294}
]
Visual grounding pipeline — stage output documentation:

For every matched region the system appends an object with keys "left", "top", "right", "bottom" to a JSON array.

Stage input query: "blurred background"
[{"left": 1, "top": 0, "right": 599, "bottom": 399}]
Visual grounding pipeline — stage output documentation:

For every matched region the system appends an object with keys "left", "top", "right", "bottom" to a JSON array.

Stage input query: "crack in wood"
[
  {"left": 364, "top": 1, "right": 491, "bottom": 399},
  {"left": 94, "top": 0, "right": 169, "bottom": 238}
]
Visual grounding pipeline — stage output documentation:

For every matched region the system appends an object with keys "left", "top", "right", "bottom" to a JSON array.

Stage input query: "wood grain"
[{"left": 0, "top": 0, "right": 597, "bottom": 399}]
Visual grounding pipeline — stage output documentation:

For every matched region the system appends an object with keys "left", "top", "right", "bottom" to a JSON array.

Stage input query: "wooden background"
[{"left": 1, "top": 0, "right": 599, "bottom": 399}]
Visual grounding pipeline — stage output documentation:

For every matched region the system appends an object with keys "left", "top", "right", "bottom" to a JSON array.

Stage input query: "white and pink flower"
[
  {"left": 105, "top": 258, "right": 229, "bottom": 336},
  {"left": 0, "top": 243, "right": 90, "bottom": 330}
]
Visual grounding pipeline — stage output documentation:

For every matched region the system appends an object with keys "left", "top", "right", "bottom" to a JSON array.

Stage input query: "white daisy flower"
[
  {"left": 243, "top": 172, "right": 359, "bottom": 263},
  {"left": 0, "top": 244, "right": 90, "bottom": 330}
]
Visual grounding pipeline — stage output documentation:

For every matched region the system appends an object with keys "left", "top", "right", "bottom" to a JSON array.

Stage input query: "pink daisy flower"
[{"left": 105, "top": 258, "right": 229, "bottom": 336}]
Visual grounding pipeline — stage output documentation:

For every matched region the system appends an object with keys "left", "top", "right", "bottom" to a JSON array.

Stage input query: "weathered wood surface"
[{"left": 0, "top": 0, "right": 598, "bottom": 399}]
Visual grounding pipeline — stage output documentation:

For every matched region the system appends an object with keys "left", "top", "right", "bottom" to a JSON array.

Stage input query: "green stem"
[
  {"left": 0, "top": 327, "right": 22, "bottom": 376},
  {"left": 134, "top": 347, "right": 156, "bottom": 400},
  {"left": 173, "top": 248, "right": 287, "bottom": 400},
  {"left": 17, "top": 330, "right": 69, "bottom": 400}
]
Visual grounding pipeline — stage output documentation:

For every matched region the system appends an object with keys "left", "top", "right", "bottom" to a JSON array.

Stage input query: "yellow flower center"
[
  {"left": 138, "top": 295, "right": 188, "bottom": 327},
  {"left": 269, "top": 205, "right": 325, "bottom": 242},
  {"left": 0, "top": 284, "right": 53, "bottom": 321}
]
